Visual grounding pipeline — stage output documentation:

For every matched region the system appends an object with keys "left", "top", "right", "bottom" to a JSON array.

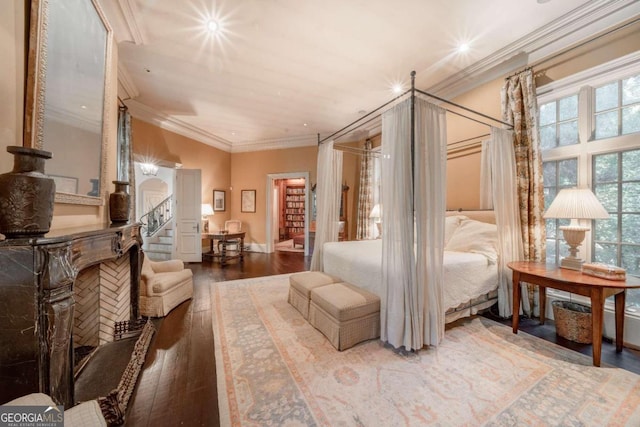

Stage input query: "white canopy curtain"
[
  {"left": 380, "top": 97, "right": 446, "bottom": 350},
  {"left": 482, "top": 127, "right": 525, "bottom": 317},
  {"left": 310, "top": 140, "right": 343, "bottom": 271}
]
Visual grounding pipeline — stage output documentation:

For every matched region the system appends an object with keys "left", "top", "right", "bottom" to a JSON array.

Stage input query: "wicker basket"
[{"left": 551, "top": 300, "right": 592, "bottom": 344}]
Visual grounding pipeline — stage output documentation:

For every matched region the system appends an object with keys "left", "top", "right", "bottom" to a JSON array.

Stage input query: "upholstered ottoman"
[
  {"left": 288, "top": 271, "right": 338, "bottom": 319},
  {"left": 309, "top": 282, "right": 380, "bottom": 351}
]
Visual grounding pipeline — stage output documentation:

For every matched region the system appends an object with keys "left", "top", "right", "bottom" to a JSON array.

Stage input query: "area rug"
[
  {"left": 275, "top": 239, "right": 304, "bottom": 253},
  {"left": 211, "top": 274, "right": 640, "bottom": 426}
]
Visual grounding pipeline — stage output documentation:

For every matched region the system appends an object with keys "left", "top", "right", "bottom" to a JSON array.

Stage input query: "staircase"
[
  {"left": 140, "top": 194, "right": 175, "bottom": 261},
  {"left": 143, "top": 223, "right": 174, "bottom": 261}
]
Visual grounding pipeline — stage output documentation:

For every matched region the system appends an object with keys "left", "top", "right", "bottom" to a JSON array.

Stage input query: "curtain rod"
[{"left": 506, "top": 16, "right": 640, "bottom": 80}]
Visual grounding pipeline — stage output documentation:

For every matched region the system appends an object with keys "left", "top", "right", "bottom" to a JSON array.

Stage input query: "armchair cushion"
[{"left": 140, "top": 256, "right": 193, "bottom": 317}]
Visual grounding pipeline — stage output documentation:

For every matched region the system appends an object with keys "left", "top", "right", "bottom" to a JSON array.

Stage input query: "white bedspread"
[{"left": 322, "top": 239, "right": 498, "bottom": 311}]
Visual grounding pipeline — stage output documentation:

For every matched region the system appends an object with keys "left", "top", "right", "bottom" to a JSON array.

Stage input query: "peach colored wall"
[
  {"left": 230, "top": 146, "right": 319, "bottom": 245},
  {"left": 131, "top": 118, "right": 232, "bottom": 226}
]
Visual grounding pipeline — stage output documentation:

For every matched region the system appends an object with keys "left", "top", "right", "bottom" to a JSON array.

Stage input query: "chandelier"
[{"left": 140, "top": 162, "right": 159, "bottom": 176}]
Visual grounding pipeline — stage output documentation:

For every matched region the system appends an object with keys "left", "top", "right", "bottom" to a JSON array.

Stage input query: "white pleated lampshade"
[
  {"left": 201, "top": 203, "right": 214, "bottom": 217},
  {"left": 543, "top": 188, "right": 609, "bottom": 220}
]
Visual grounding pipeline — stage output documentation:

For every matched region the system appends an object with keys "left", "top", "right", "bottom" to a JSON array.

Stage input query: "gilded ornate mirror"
[{"left": 24, "top": 0, "right": 112, "bottom": 205}]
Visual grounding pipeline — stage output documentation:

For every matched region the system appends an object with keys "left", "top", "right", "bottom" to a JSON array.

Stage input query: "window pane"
[
  {"left": 621, "top": 245, "right": 640, "bottom": 276},
  {"left": 622, "top": 182, "right": 640, "bottom": 211},
  {"left": 622, "top": 105, "right": 640, "bottom": 135},
  {"left": 594, "top": 216, "right": 618, "bottom": 242},
  {"left": 544, "top": 187, "right": 556, "bottom": 210},
  {"left": 594, "top": 242, "right": 618, "bottom": 264},
  {"left": 540, "top": 125, "right": 556, "bottom": 150},
  {"left": 622, "top": 150, "right": 640, "bottom": 181},
  {"left": 559, "top": 240, "right": 570, "bottom": 259},
  {"left": 628, "top": 290, "right": 640, "bottom": 309},
  {"left": 558, "top": 159, "right": 577, "bottom": 185},
  {"left": 546, "top": 218, "right": 556, "bottom": 239},
  {"left": 558, "top": 121, "right": 578, "bottom": 146},
  {"left": 558, "top": 95, "right": 578, "bottom": 120},
  {"left": 539, "top": 102, "right": 556, "bottom": 126},
  {"left": 595, "top": 82, "right": 618, "bottom": 112},
  {"left": 622, "top": 75, "right": 640, "bottom": 106},
  {"left": 546, "top": 240, "right": 556, "bottom": 263},
  {"left": 543, "top": 162, "right": 557, "bottom": 186},
  {"left": 594, "top": 153, "right": 618, "bottom": 183},
  {"left": 595, "top": 111, "right": 618, "bottom": 139},
  {"left": 594, "top": 183, "right": 618, "bottom": 212},
  {"left": 621, "top": 214, "right": 640, "bottom": 244}
]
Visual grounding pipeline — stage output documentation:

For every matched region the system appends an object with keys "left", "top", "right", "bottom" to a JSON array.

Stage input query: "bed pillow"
[
  {"left": 444, "top": 218, "right": 498, "bottom": 262},
  {"left": 444, "top": 215, "right": 466, "bottom": 246}
]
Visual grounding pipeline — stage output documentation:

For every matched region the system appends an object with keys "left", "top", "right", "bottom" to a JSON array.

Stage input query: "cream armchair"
[{"left": 140, "top": 257, "right": 193, "bottom": 317}]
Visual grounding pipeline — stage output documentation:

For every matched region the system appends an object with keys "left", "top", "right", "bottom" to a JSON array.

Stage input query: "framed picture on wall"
[
  {"left": 241, "top": 189, "right": 256, "bottom": 213},
  {"left": 213, "top": 190, "right": 225, "bottom": 212}
]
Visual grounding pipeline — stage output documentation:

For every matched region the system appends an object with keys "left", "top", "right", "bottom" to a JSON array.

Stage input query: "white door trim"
[{"left": 265, "top": 172, "right": 310, "bottom": 256}]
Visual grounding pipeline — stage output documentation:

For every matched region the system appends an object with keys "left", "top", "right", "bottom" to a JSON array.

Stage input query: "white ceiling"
[{"left": 99, "top": 0, "right": 640, "bottom": 152}]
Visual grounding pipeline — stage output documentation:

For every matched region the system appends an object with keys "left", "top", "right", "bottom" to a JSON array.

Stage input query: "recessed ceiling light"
[
  {"left": 537, "top": 0, "right": 552, "bottom": 3},
  {"left": 392, "top": 84, "right": 403, "bottom": 94},
  {"left": 80, "top": 105, "right": 87, "bottom": 109},
  {"left": 458, "top": 43, "right": 470, "bottom": 53},
  {"left": 206, "top": 20, "right": 219, "bottom": 33},
  {"left": 303, "top": 123, "right": 308, "bottom": 127},
  {"left": 358, "top": 110, "right": 367, "bottom": 115}
]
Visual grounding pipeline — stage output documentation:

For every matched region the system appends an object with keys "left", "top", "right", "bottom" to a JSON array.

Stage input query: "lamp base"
[{"left": 560, "top": 256, "right": 584, "bottom": 271}]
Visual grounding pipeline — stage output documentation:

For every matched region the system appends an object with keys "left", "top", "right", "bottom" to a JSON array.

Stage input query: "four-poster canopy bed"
[{"left": 311, "top": 71, "right": 521, "bottom": 351}]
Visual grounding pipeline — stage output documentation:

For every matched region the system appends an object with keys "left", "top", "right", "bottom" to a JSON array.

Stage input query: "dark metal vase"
[
  {"left": 0, "top": 146, "right": 55, "bottom": 238},
  {"left": 109, "top": 180, "right": 130, "bottom": 223}
]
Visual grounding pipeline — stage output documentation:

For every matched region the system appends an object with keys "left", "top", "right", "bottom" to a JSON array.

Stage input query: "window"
[
  {"left": 594, "top": 75, "right": 640, "bottom": 140},
  {"left": 539, "top": 94, "right": 579, "bottom": 149},
  {"left": 539, "top": 57, "right": 640, "bottom": 314},
  {"left": 592, "top": 149, "right": 640, "bottom": 309}
]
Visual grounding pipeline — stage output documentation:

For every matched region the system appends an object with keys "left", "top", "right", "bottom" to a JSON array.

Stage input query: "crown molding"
[
  {"left": 231, "top": 134, "right": 318, "bottom": 153},
  {"left": 117, "top": 0, "right": 146, "bottom": 45},
  {"left": 117, "top": 62, "right": 139, "bottom": 100},
  {"left": 126, "top": 100, "right": 234, "bottom": 152},
  {"left": 428, "top": 0, "right": 640, "bottom": 99},
  {"left": 97, "top": 0, "right": 146, "bottom": 44}
]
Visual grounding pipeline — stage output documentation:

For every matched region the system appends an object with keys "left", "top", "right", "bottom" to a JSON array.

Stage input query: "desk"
[
  {"left": 204, "top": 231, "right": 245, "bottom": 266},
  {"left": 508, "top": 261, "right": 640, "bottom": 366}
]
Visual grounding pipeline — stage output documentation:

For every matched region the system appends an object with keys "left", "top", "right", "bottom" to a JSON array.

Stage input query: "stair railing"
[{"left": 140, "top": 195, "right": 173, "bottom": 237}]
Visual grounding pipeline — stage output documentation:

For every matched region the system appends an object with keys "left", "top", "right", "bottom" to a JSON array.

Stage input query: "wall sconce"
[
  {"left": 543, "top": 187, "right": 609, "bottom": 270},
  {"left": 201, "top": 203, "right": 214, "bottom": 233}
]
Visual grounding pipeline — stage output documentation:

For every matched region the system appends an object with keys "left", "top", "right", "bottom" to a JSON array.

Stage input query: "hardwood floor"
[
  {"left": 125, "top": 252, "right": 639, "bottom": 426},
  {"left": 126, "top": 252, "right": 309, "bottom": 427}
]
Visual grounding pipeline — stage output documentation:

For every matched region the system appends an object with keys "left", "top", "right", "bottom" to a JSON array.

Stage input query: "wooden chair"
[{"left": 218, "top": 220, "right": 242, "bottom": 252}]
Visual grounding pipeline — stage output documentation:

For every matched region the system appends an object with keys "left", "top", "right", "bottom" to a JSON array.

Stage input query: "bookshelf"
[{"left": 284, "top": 185, "right": 305, "bottom": 239}]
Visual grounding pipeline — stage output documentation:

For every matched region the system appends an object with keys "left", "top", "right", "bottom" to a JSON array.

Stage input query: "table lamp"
[
  {"left": 369, "top": 204, "right": 382, "bottom": 238},
  {"left": 543, "top": 187, "right": 609, "bottom": 270},
  {"left": 201, "top": 203, "right": 214, "bottom": 233}
]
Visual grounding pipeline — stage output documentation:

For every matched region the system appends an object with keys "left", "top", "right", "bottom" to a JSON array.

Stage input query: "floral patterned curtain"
[
  {"left": 501, "top": 69, "right": 546, "bottom": 317},
  {"left": 356, "top": 139, "right": 373, "bottom": 239}
]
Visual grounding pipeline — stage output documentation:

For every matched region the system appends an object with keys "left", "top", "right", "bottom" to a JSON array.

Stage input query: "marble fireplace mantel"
[{"left": 0, "top": 223, "right": 143, "bottom": 407}]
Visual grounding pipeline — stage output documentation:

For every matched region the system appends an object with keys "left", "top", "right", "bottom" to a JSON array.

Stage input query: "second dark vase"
[{"left": 109, "top": 180, "right": 130, "bottom": 224}]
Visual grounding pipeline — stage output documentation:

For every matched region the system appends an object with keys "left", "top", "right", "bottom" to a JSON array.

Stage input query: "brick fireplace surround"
[{"left": 0, "top": 223, "right": 142, "bottom": 407}]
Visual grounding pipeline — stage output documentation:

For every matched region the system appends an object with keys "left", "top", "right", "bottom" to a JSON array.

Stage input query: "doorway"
[{"left": 265, "top": 172, "right": 310, "bottom": 256}]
